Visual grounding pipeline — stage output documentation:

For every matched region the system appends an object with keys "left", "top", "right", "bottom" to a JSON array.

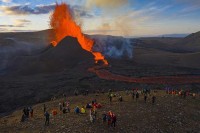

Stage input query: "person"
[
  {"left": 86, "top": 103, "right": 92, "bottom": 109},
  {"left": 59, "top": 102, "right": 62, "bottom": 111},
  {"left": 43, "top": 104, "right": 46, "bottom": 113},
  {"left": 132, "top": 91, "right": 135, "bottom": 100},
  {"left": 109, "top": 94, "right": 113, "bottom": 102},
  {"left": 102, "top": 112, "right": 107, "bottom": 123},
  {"left": 23, "top": 107, "right": 26, "bottom": 117},
  {"left": 74, "top": 106, "right": 80, "bottom": 114},
  {"left": 74, "top": 89, "right": 79, "bottom": 96},
  {"left": 26, "top": 107, "right": 30, "bottom": 118},
  {"left": 192, "top": 93, "right": 196, "bottom": 99},
  {"left": 184, "top": 91, "right": 187, "bottom": 98},
  {"left": 136, "top": 92, "right": 139, "bottom": 102},
  {"left": 111, "top": 113, "right": 116, "bottom": 127},
  {"left": 89, "top": 109, "right": 94, "bottom": 123},
  {"left": 144, "top": 94, "right": 147, "bottom": 103},
  {"left": 89, "top": 108, "right": 96, "bottom": 123},
  {"left": 62, "top": 101, "right": 65, "bottom": 108},
  {"left": 81, "top": 106, "right": 86, "bottom": 114},
  {"left": 118, "top": 96, "right": 123, "bottom": 102},
  {"left": 66, "top": 102, "right": 70, "bottom": 112},
  {"left": 52, "top": 109, "right": 58, "bottom": 116},
  {"left": 44, "top": 111, "right": 50, "bottom": 126},
  {"left": 93, "top": 107, "right": 97, "bottom": 120},
  {"left": 30, "top": 107, "right": 33, "bottom": 118},
  {"left": 63, "top": 107, "right": 67, "bottom": 114},
  {"left": 63, "top": 94, "right": 66, "bottom": 101},
  {"left": 107, "top": 111, "right": 112, "bottom": 127},
  {"left": 21, "top": 114, "right": 26, "bottom": 122},
  {"left": 152, "top": 95, "right": 156, "bottom": 105}
]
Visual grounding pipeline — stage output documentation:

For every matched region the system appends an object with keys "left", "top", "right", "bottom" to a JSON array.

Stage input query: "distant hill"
[{"left": 160, "top": 33, "right": 189, "bottom": 38}]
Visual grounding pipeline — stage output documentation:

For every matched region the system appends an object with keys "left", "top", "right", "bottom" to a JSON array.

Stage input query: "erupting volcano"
[{"left": 50, "top": 3, "right": 108, "bottom": 65}]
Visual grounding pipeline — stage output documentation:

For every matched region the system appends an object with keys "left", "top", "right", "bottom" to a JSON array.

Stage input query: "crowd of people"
[
  {"left": 165, "top": 88, "right": 197, "bottom": 99},
  {"left": 21, "top": 107, "right": 33, "bottom": 122},
  {"left": 20, "top": 87, "right": 198, "bottom": 128}
]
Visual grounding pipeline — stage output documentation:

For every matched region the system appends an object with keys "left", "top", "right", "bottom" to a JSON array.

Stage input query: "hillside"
[
  {"left": 0, "top": 90, "right": 199, "bottom": 132},
  {"left": 6, "top": 36, "right": 94, "bottom": 75}
]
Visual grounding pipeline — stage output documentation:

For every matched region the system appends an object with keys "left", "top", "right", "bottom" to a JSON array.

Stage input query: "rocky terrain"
[
  {"left": 0, "top": 30, "right": 200, "bottom": 117},
  {"left": 0, "top": 90, "right": 199, "bottom": 133}
]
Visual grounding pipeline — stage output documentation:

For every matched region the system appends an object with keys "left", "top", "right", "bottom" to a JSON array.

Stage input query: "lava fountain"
[{"left": 49, "top": 3, "right": 108, "bottom": 65}]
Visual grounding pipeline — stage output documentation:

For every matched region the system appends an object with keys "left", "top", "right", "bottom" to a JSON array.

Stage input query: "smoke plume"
[{"left": 92, "top": 35, "right": 133, "bottom": 59}]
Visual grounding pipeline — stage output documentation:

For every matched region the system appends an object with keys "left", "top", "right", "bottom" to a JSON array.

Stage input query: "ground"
[{"left": 0, "top": 90, "right": 199, "bottom": 133}]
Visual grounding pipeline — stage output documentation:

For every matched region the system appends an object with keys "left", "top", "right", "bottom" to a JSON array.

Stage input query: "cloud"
[
  {"left": 84, "top": 2, "right": 172, "bottom": 36},
  {"left": 1, "top": 0, "right": 11, "bottom": 3},
  {"left": 0, "top": 19, "right": 31, "bottom": 28},
  {"left": 0, "top": 25, "right": 21, "bottom": 27},
  {"left": 175, "top": 0, "right": 200, "bottom": 13},
  {"left": 86, "top": 0, "right": 128, "bottom": 9},
  {"left": 0, "top": 3, "right": 55, "bottom": 15},
  {"left": 14, "top": 19, "right": 31, "bottom": 27}
]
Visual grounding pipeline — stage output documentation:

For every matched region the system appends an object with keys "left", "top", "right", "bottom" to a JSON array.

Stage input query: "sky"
[{"left": 0, "top": 0, "right": 200, "bottom": 36}]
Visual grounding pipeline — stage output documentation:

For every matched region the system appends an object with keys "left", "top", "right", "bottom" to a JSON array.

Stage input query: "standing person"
[
  {"left": 107, "top": 112, "right": 112, "bottom": 127},
  {"left": 118, "top": 96, "right": 123, "bottom": 102},
  {"left": 152, "top": 95, "right": 156, "bottom": 105},
  {"left": 23, "top": 107, "right": 26, "bottom": 116},
  {"left": 66, "top": 102, "right": 70, "bottom": 112},
  {"left": 111, "top": 113, "right": 117, "bottom": 127},
  {"left": 44, "top": 111, "right": 50, "bottom": 126},
  {"left": 109, "top": 94, "right": 113, "bottom": 102},
  {"left": 132, "top": 91, "right": 135, "bottom": 100},
  {"left": 59, "top": 102, "right": 62, "bottom": 111},
  {"left": 144, "top": 94, "right": 147, "bottom": 103},
  {"left": 43, "top": 104, "right": 46, "bottom": 113},
  {"left": 184, "top": 91, "right": 187, "bottom": 98},
  {"left": 26, "top": 107, "right": 30, "bottom": 118},
  {"left": 136, "top": 92, "right": 139, "bottom": 102},
  {"left": 62, "top": 101, "right": 65, "bottom": 108},
  {"left": 89, "top": 109, "right": 94, "bottom": 123},
  {"left": 102, "top": 112, "right": 107, "bottom": 123},
  {"left": 30, "top": 107, "right": 33, "bottom": 118}
]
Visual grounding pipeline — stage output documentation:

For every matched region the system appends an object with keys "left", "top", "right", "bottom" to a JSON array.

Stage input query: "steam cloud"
[{"left": 92, "top": 36, "right": 133, "bottom": 59}]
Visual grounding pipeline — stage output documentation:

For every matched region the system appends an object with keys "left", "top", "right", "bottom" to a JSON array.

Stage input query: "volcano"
[{"left": 7, "top": 36, "right": 94, "bottom": 75}]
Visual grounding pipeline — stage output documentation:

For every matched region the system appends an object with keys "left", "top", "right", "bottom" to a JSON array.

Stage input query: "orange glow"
[{"left": 50, "top": 3, "right": 108, "bottom": 65}]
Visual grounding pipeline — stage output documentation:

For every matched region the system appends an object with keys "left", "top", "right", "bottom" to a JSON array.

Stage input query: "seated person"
[
  {"left": 96, "top": 103, "right": 102, "bottom": 108},
  {"left": 80, "top": 106, "right": 86, "bottom": 114},
  {"left": 86, "top": 103, "right": 92, "bottom": 108},
  {"left": 52, "top": 109, "right": 58, "bottom": 116},
  {"left": 74, "top": 106, "right": 80, "bottom": 114}
]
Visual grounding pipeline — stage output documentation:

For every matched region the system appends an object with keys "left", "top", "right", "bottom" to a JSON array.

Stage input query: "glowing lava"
[{"left": 50, "top": 3, "right": 108, "bottom": 65}]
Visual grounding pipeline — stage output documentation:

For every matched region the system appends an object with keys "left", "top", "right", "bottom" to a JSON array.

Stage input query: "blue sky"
[{"left": 0, "top": 0, "right": 200, "bottom": 36}]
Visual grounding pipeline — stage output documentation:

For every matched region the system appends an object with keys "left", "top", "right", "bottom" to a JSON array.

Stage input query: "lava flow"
[
  {"left": 50, "top": 3, "right": 108, "bottom": 65},
  {"left": 88, "top": 68, "right": 200, "bottom": 85}
]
